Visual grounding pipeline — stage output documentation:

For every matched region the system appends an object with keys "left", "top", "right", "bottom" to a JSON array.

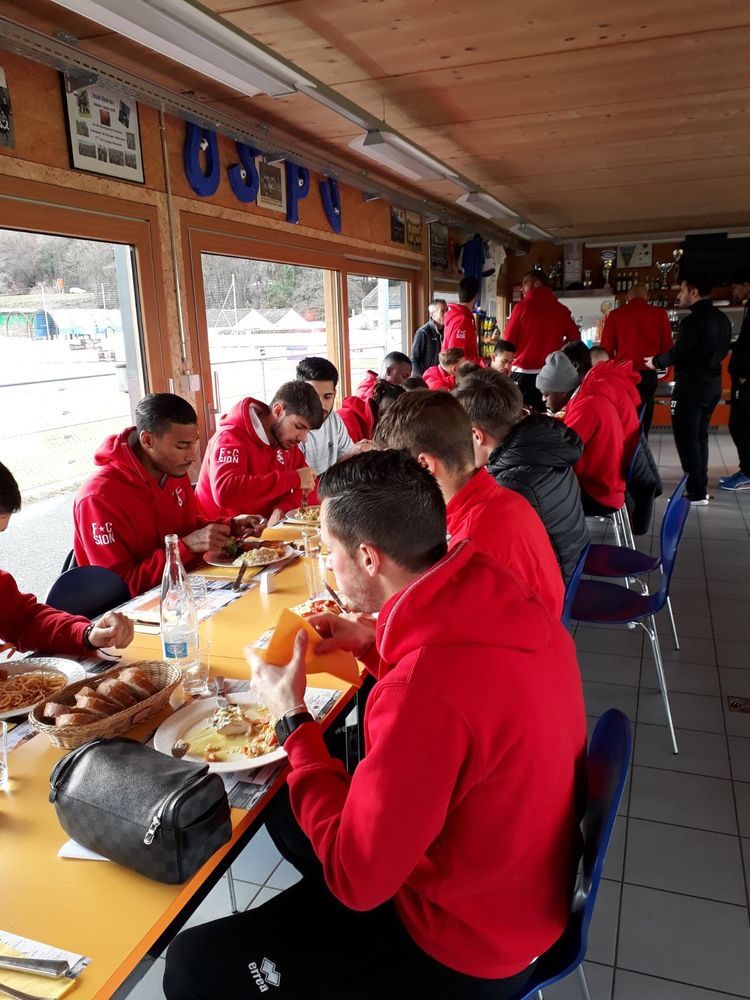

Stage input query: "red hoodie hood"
[
  {"left": 579, "top": 360, "right": 640, "bottom": 410},
  {"left": 218, "top": 397, "right": 271, "bottom": 447},
  {"left": 376, "top": 539, "right": 551, "bottom": 666},
  {"left": 93, "top": 427, "right": 151, "bottom": 483}
]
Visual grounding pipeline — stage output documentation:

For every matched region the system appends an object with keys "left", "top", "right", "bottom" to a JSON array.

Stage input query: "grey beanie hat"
[{"left": 536, "top": 351, "right": 580, "bottom": 393}]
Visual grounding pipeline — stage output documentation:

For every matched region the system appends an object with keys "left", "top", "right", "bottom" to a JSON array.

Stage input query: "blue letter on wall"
[
  {"left": 286, "top": 163, "right": 310, "bottom": 224},
  {"left": 184, "top": 123, "right": 220, "bottom": 197},
  {"left": 228, "top": 142, "right": 260, "bottom": 203},
  {"left": 319, "top": 177, "right": 342, "bottom": 234}
]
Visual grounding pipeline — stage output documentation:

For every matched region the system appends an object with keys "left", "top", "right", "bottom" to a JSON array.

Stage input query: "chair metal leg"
[
  {"left": 622, "top": 508, "right": 636, "bottom": 549},
  {"left": 666, "top": 596, "right": 680, "bottom": 650},
  {"left": 576, "top": 963, "right": 593, "bottom": 1000},
  {"left": 227, "top": 866, "right": 239, "bottom": 913},
  {"left": 610, "top": 512, "right": 622, "bottom": 547},
  {"left": 639, "top": 615, "right": 679, "bottom": 754}
]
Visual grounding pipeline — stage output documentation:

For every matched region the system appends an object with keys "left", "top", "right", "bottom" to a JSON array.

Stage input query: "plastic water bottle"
[{"left": 160, "top": 534, "right": 198, "bottom": 670}]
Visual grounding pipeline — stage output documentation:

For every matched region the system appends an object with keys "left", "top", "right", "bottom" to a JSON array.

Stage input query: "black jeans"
[
  {"left": 729, "top": 380, "right": 750, "bottom": 476},
  {"left": 512, "top": 372, "right": 545, "bottom": 412},
  {"left": 637, "top": 369, "right": 659, "bottom": 436},
  {"left": 163, "top": 876, "right": 537, "bottom": 999},
  {"left": 671, "top": 393, "right": 721, "bottom": 500}
]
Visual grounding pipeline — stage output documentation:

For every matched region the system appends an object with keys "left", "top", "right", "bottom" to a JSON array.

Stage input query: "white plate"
[
  {"left": 153, "top": 695, "right": 287, "bottom": 773},
  {"left": 284, "top": 506, "right": 321, "bottom": 526},
  {"left": 0, "top": 657, "right": 87, "bottom": 720},
  {"left": 203, "top": 543, "right": 294, "bottom": 569}
]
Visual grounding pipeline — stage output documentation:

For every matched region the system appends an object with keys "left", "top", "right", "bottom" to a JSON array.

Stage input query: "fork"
[
  {"left": 232, "top": 562, "right": 248, "bottom": 591},
  {"left": 215, "top": 676, "right": 229, "bottom": 709}
]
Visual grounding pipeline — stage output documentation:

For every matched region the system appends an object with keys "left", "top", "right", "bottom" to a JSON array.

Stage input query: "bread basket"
[{"left": 29, "top": 660, "right": 181, "bottom": 749}]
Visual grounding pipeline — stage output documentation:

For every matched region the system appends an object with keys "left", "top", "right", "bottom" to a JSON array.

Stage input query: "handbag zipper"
[
  {"left": 143, "top": 771, "right": 207, "bottom": 846},
  {"left": 49, "top": 740, "right": 104, "bottom": 803}
]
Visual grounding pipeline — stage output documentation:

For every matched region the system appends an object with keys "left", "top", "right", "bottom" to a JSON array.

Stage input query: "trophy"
[
  {"left": 600, "top": 250, "right": 616, "bottom": 290},
  {"left": 583, "top": 269, "right": 592, "bottom": 288},
  {"left": 656, "top": 262, "right": 673, "bottom": 289},
  {"left": 548, "top": 260, "right": 562, "bottom": 290},
  {"left": 671, "top": 248, "right": 684, "bottom": 283}
]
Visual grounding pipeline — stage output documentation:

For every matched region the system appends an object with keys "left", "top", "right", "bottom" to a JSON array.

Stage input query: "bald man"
[{"left": 601, "top": 284, "right": 673, "bottom": 435}]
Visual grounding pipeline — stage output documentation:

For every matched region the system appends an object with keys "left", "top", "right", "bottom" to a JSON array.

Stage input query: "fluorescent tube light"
[
  {"left": 456, "top": 191, "right": 518, "bottom": 220},
  {"left": 510, "top": 221, "right": 554, "bottom": 241},
  {"left": 50, "top": 0, "right": 315, "bottom": 97},
  {"left": 348, "top": 130, "right": 458, "bottom": 182}
]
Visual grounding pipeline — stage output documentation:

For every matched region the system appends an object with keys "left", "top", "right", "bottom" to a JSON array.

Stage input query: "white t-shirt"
[{"left": 301, "top": 410, "right": 353, "bottom": 475}]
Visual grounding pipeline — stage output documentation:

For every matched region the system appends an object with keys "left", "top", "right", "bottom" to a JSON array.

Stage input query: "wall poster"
[
  {"left": 0, "top": 68, "right": 14, "bottom": 148},
  {"left": 64, "top": 77, "right": 144, "bottom": 183}
]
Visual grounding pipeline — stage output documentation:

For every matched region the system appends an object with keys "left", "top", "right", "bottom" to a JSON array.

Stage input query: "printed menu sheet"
[
  {"left": 0, "top": 928, "right": 91, "bottom": 978},
  {"left": 117, "top": 576, "right": 250, "bottom": 631}
]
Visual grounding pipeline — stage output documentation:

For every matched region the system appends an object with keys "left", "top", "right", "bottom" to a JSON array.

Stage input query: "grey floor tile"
[
  {"left": 742, "top": 838, "right": 750, "bottom": 904},
  {"left": 716, "top": 639, "right": 750, "bottom": 669},
  {"left": 709, "top": 616, "right": 750, "bottom": 641},
  {"left": 544, "top": 962, "right": 613, "bottom": 999},
  {"left": 637, "top": 689, "right": 724, "bottom": 734},
  {"left": 617, "top": 884, "right": 750, "bottom": 996},
  {"left": 728, "top": 736, "right": 750, "bottom": 782},
  {"left": 583, "top": 681, "right": 638, "bottom": 721},
  {"left": 587, "top": 878, "right": 621, "bottom": 966},
  {"left": 634, "top": 724, "right": 730, "bottom": 779},
  {"left": 183, "top": 876, "right": 261, "bottom": 929},
  {"left": 700, "top": 528, "right": 750, "bottom": 543},
  {"left": 720, "top": 668, "right": 750, "bottom": 700},
  {"left": 736, "top": 781, "right": 750, "bottom": 838},
  {"left": 705, "top": 563, "right": 750, "bottom": 583},
  {"left": 640, "top": 660, "right": 720, "bottom": 697},
  {"left": 576, "top": 627, "right": 644, "bottom": 657},
  {"left": 658, "top": 635, "right": 716, "bottom": 666},
  {"left": 615, "top": 969, "right": 748, "bottom": 999},
  {"left": 629, "top": 767, "right": 737, "bottom": 834},
  {"left": 709, "top": 580, "right": 750, "bottom": 600},
  {"left": 603, "top": 816, "right": 626, "bottom": 881},
  {"left": 724, "top": 699, "right": 750, "bottom": 738},
  {"left": 248, "top": 885, "right": 282, "bottom": 909},
  {"left": 124, "top": 957, "right": 165, "bottom": 1000},
  {"left": 624, "top": 818, "right": 746, "bottom": 905},
  {"left": 667, "top": 577, "right": 708, "bottom": 598},
  {"left": 669, "top": 594, "right": 714, "bottom": 617},
  {"left": 710, "top": 597, "right": 750, "bottom": 620},
  {"left": 265, "top": 859, "right": 303, "bottom": 891},
  {"left": 230, "top": 825, "right": 283, "bottom": 885},
  {"left": 671, "top": 614, "right": 714, "bottom": 640},
  {"left": 578, "top": 652, "right": 641, "bottom": 688}
]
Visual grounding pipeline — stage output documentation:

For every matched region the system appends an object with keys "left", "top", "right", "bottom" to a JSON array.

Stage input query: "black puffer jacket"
[{"left": 487, "top": 414, "right": 590, "bottom": 584}]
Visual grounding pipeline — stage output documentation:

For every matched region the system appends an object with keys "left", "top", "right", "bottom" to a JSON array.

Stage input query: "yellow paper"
[
  {"left": 255, "top": 608, "right": 361, "bottom": 687},
  {"left": 0, "top": 944, "right": 76, "bottom": 997}
]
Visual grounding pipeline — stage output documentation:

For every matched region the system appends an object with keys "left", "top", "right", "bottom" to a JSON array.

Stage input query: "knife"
[{"left": 0, "top": 956, "right": 72, "bottom": 979}]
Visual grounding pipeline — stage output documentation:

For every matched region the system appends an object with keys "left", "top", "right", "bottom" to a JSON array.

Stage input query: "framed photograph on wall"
[
  {"left": 256, "top": 158, "right": 287, "bottom": 213},
  {"left": 390, "top": 207, "right": 406, "bottom": 244},
  {"left": 63, "top": 77, "right": 144, "bottom": 183},
  {"left": 406, "top": 212, "right": 422, "bottom": 251},
  {"left": 0, "top": 67, "right": 14, "bottom": 148}
]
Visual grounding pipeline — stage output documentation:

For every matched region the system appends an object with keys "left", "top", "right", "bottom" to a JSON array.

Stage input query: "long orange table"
[{"left": 0, "top": 548, "right": 359, "bottom": 1000}]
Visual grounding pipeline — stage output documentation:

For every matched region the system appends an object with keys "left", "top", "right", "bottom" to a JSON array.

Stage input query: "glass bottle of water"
[{"left": 160, "top": 534, "right": 198, "bottom": 670}]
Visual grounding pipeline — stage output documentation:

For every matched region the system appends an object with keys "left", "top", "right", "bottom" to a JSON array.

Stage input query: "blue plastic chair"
[
  {"left": 45, "top": 566, "right": 130, "bottom": 619},
  {"left": 561, "top": 543, "right": 590, "bottom": 629},
  {"left": 570, "top": 487, "right": 691, "bottom": 754},
  {"left": 510, "top": 709, "right": 633, "bottom": 1000},
  {"left": 594, "top": 436, "right": 641, "bottom": 551},
  {"left": 584, "top": 476, "right": 688, "bottom": 651}
]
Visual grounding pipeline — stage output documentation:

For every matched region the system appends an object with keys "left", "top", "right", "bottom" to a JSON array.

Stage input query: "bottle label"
[{"left": 164, "top": 641, "right": 188, "bottom": 659}]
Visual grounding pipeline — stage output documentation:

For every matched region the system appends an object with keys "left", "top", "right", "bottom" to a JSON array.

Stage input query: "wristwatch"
[{"left": 275, "top": 710, "right": 314, "bottom": 747}]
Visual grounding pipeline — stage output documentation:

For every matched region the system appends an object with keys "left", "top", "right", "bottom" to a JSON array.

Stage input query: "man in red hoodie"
[
  {"left": 423, "top": 346, "right": 464, "bottom": 390},
  {"left": 505, "top": 270, "right": 579, "bottom": 411},
  {"left": 2, "top": 462, "right": 133, "bottom": 654},
  {"left": 353, "top": 351, "right": 412, "bottom": 400},
  {"left": 441, "top": 276, "right": 480, "bottom": 362},
  {"left": 337, "top": 380, "right": 405, "bottom": 444},
  {"left": 196, "top": 381, "right": 323, "bottom": 523},
  {"left": 164, "top": 450, "right": 586, "bottom": 999},
  {"left": 375, "top": 390, "right": 564, "bottom": 617},
  {"left": 600, "top": 284, "right": 673, "bottom": 434},
  {"left": 538, "top": 350, "right": 634, "bottom": 514},
  {"left": 75, "top": 394, "right": 264, "bottom": 596}
]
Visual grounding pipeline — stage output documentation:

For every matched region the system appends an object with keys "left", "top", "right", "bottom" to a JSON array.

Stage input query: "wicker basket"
[{"left": 28, "top": 660, "right": 182, "bottom": 749}]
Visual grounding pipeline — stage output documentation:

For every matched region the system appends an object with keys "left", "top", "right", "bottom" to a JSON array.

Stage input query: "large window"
[
  {"left": 346, "top": 276, "right": 408, "bottom": 390},
  {"left": 201, "top": 254, "right": 329, "bottom": 415},
  {"left": 0, "top": 230, "right": 146, "bottom": 595}
]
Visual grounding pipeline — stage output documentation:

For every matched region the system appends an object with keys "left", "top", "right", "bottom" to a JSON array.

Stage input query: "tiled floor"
[{"left": 125, "top": 430, "right": 750, "bottom": 1000}]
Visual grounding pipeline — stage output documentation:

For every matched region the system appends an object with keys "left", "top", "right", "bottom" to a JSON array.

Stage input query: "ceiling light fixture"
[
  {"left": 456, "top": 191, "right": 519, "bottom": 220},
  {"left": 510, "top": 221, "right": 554, "bottom": 241},
  {"left": 348, "top": 130, "right": 458, "bottom": 182},
  {"left": 49, "top": 0, "right": 315, "bottom": 97}
]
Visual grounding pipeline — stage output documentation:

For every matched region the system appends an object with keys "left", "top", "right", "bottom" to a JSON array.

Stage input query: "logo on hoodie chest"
[
  {"left": 173, "top": 486, "right": 185, "bottom": 508},
  {"left": 217, "top": 446, "right": 240, "bottom": 464},
  {"left": 91, "top": 521, "right": 115, "bottom": 545},
  {"left": 276, "top": 450, "right": 285, "bottom": 466}
]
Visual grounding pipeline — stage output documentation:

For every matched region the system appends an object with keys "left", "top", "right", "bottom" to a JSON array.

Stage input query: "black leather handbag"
[{"left": 50, "top": 737, "right": 232, "bottom": 884}]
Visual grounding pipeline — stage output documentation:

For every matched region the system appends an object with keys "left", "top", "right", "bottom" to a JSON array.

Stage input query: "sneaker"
[
  {"left": 719, "top": 471, "right": 743, "bottom": 487},
  {"left": 689, "top": 495, "right": 710, "bottom": 506},
  {"left": 721, "top": 474, "right": 750, "bottom": 491}
]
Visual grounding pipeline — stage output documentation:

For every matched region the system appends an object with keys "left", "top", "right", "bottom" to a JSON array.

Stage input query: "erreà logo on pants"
[
  {"left": 91, "top": 521, "right": 115, "bottom": 545},
  {"left": 249, "top": 958, "right": 281, "bottom": 992}
]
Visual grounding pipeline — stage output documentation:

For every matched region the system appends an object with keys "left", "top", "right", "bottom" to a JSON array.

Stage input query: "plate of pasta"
[{"left": 0, "top": 658, "right": 86, "bottom": 720}]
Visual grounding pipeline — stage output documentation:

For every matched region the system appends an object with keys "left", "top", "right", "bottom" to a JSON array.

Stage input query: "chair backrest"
[
  {"left": 561, "top": 542, "right": 590, "bottom": 628},
  {"left": 637, "top": 400, "right": 647, "bottom": 425},
  {"left": 624, "top": 433, "right": 642, "bottom": 491},
  {"left": 45, "top": 566, "right": 130, "bottom": 619},
  {"left": 654, "top": 474, "right": 690, "bottom": 604}
]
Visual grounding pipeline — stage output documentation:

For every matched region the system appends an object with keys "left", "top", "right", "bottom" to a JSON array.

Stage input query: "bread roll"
[
  {"left": 56, "top": 710, "right": 99, "bottom": 727},
  {"left": 75, "top": 694, "right": 118, "bottom": 719},
  {"left": 44, "top": 701, "right": 73, "bottom": 720},
  {"left": 97, "top": 678, "right": 138, "bottom": 708},
  {"left": 119, "top": 667, "right": 159, "bottom": 699}
]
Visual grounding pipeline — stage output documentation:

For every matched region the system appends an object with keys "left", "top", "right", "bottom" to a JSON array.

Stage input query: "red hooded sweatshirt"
[
  {"left": 505, "top": 286, "right": 579, "bottom": 372},
  {"left": 445, "top": 468, "right": 564, "bottom": 617},
  {"left": 423, "top": 364, "right": 456, "bottom": 391},
  {"left": 74, "top": 428, "right": 204, "bottom": 597},
  {"left": 441, "top": 303, "right": 478, "bottom": 362},
  {"left": 286, "top": 540, "right": 586, "bottom": 978},
  {"left": 195, "top": 398, "right": 307, "bottom": 521},
  {"left": 0, "top": 570, "right": 89, "bottom": 653},
  {"left": 337, "top": 395, "right": 375, "bottom": 444},
  {"left": 563, "top": 364, "right": 639, "bottom": 508},
  {"left": 601, "top": 297, "right": 673, "bottom": 372},
  {"left": 354, "top": 370, "right": 378, "bottom": 400}
]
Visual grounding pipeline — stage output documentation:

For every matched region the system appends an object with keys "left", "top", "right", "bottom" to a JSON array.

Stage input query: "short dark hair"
[
  {"left": 296, "top": 356, "right": 339, "bottom": 388},
  {"left": 371, "top": 379, "right": 405, "bottom": 415},
  {"left": 494, "top": 339, "right": 516, "bottom": 355},
  {"left": 382, "top": 351, "right": 412, "bottom": 372},
  {"left": 523, "top": 268, "right": 547, "bottom": 287},
  {"left": 0, "top": 461, "right": 22, "bottom": 515},
  {"left": 731, "top": 267, "right": 750, "bottom": 285},
  {"left": 403, "top": 376, "right": 429, "bottom": 390},
  {"left": 458, "top": 277, "right": 480, "bottom": 303},
  {"left": 318, "top": 450, "right": 447, "bottom": 573},
  {"left": 454, "top": 361, "right": 482, "bottom": 385},
  {"left": 439, "top": 347, "right": 465, "bottom": 366},
  {"left": 455, "top": 378, "right": 523, "bottom": 439},
  {"left": 271, "top": 381, "right": 324, "bottom": 429},
  {"left": 374, "top": 389, "right": 474, "bottom": 473},
  {"left": 429, "top": 298, "right": 447, "bottom": 309},
  {"left": 458, "top": 367, "right": 507, "bottom": 388},
  {"left": 562, "top": 340, "right": 592, "bottom": 378},
  {"left": 683, "top": 271, "right": 713, "bottom": 297},
  {"left": 135, "top": 393, "right": 198, "bottom": 437}
]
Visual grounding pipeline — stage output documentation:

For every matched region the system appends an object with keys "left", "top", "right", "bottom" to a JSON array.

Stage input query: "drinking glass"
[{"left": 182, "top": 640, "right": 212, "bottom": 697}]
